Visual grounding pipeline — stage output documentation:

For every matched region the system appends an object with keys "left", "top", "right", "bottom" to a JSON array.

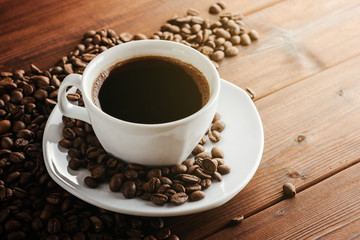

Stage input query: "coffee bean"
[
  {"left": 7, "top": 231, "right": 26, "bottom": 240},
  {"left": 6, "top": 171, "right": 21, "bottom": 183},
  {"left": 31, "top": 217, "right": 43, "bottom": 231},
  {"left": 0, "top": 119, "right": 11, "bottom": 134},
  {"left": 59, "top": 139, "right": 72, "bottom": 148},
  {"left": 46, "top": 192, "right": 62, "bottom": 205},
  {"left": 229, "top": 215, "right": 244, "bottom": 225},
  {"left": 31, "top": 75, "right": 49, "bottom": 87},
  {"left": 215, "top": 28, "right": 231, "bottom": 39},
  {"left": 208, "top": 130, "right": 221, "bottom": 142},
  {"left": 283, "top": 182, "right": 296, "bottom": 198},
  {"left": 9, "top": 152, "right": 25, "bottom": 163},
  {"left": 121, "top": 181, "right": 136, "bottom": 198},
  {"left": 211, "top": 120, "right": 226, "bottom": 132},
  {"left": 187, "top": 165, "right": 200, "bottom": 174},
  {"left": 147, "top": 168, "right": 162, "bottom": 179},
  {"left": 5, "top": 219, "right": 22, "bottom": 232},
  {"left": 119, "top": 32, "right": 133, "bottom": 42},
  {"left": 200, "top": 178, "right": 212, "bottom": 189},
  {"left": 209, "top": 4, "right": 222, "bottom": 14},
  {"left": 185, "top": 184, "right": 202, "bottom": 193},
  {"left": 84, "top": 176, "right": 97, "bottom": 188},
  {"left": 211, "top": 146, "right": 224, "bottom": 158},
  {"left": 218, "top": 164, "right": 231, "bottom": 175},
  {"left": 192, "top": 144, "right": 205, "bottom": 155},
  {"left": 47, "top": 217, "right": 61, "bottom": 234},
  {"left": 182, "top": 158, "right": 195, "bottom": 168},
  {"left": 132, "top": 33, "right": 147, "bottom": 40},
  {"left": 12, "top": 187, "right": 27, "bottom": 198},
  {"left": 66, "top": 93, "right": 80, "bottom": 101},
  {"left": 159, "top": 176, "right": 172, "bottom": 185},
  {"left": 195, "top": 168, "right": 212, "bottom": 179},
  {"left": 225, "top": 46, "right": 239, "bottom": 57},
  {"left": 202, "top": 159, "right": 218, "bottom": 173},
  {"left": 148, "top": 177, "right": 161, "bottom": 193},
  {"left": 230, "top": 35, "right": 241, "bottom": 45},
  {"left": 196, "top": 151, "right": 212, "bottom": 159},
  {"left": 212, "top": 171, "right": 223, "bottom": 182},
  {"left": 151, "top": 193, "right": 168, "bottom": 206},
  {"left": 63, "top": 128, "right": 76, "bottom": 139},
  {"left": 1, "top": 136, "right": 13, "bottom": 148},
  {"left": 248, "top": 30, "right": 259, "bottom": 40},
  {"left": 68, "top": 148, "right": 81, "bottom": 158},
  {"left": 211, "top": 50, "right": 225, "bottom": 62},
  {"left": 109, "top": 174, "right": 123, "bottom": 192},
  {"left": 180, "top": 174, "right": 201, "bottom": 184},
  {"left": 90, "top": 216, "right": 103, "bottom": 232},
  {"left": 240, "top": 33, "right": 251, "bottom": 46},
  {"left": 198, "top": 135, "right": 207, "bottom": 145},
  {"left": 171, "top": 164, "right": 187, "bottom": 174},
  {"left": 91, "top": 165, "right": 105, "bottom": 180},
  {"left": 187, "top": 8, "right": 200, "bottom": 16},
  {"left": 189, "top": 190, "right": 205, "bottom": 201}
]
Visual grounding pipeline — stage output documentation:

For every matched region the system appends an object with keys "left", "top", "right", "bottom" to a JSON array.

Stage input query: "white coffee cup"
[{"left": 58, "top": 40, "right": 220, "bottom": 166}]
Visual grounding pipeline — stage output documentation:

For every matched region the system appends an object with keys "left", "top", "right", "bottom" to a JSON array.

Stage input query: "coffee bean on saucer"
[
  {"left": 189, "top": 190, "right": 205, "bottom": 201},
  {"left": 208, "top": 130, "right": 221, "bottom": 142},
  {"left": 84, "top": 176, "right": 98, "bottom": 188}
]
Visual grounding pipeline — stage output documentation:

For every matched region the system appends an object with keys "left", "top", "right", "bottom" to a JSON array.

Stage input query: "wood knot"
[{"left": 296, "top": 135, "right": 306, "bottom": 143}]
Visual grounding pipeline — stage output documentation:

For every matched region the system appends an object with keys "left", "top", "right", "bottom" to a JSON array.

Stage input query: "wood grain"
[
  {"left": 168, "top": 54, "right": 360, "bottom": 240},
  {"left": 0, "top": 0, "right": 280, "bottom": 72},
  {"left": 205, "top": 162, "right": 360, "bottom": 240},
  {"left": 218, "top": 0, "right": 360, "bottom": 99}
]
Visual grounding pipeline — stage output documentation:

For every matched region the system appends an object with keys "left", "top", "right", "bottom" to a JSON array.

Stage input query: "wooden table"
[{"left": 1, "top": 0, "right": 360, "bottom": 239}]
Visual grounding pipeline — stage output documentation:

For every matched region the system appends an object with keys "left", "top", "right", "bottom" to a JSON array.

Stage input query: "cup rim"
[{"left": 82, "top": 40, "right": 221, "bottom": 128}]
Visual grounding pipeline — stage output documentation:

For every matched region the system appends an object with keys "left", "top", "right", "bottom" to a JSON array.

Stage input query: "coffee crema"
[{"left": 92, "top": 56, "right": 209, "bottom": 124}]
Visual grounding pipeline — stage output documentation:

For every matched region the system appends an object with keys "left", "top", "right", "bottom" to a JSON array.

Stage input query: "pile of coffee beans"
[
  {"left": 0, "top": 66, "right": 180, "bottom": 240},
  {"left": 61, "top": 108, "right": 230, "bottom": 206},
  {"left": 0, "top": 31, "right": 185, "bottom": 240},
  {"left": 150, "top": 5, "right": 259, "bottom": 68}
]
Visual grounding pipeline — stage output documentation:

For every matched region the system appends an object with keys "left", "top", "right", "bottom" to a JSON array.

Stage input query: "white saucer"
[{"left": 43, "top": 79, "right": 264, "bottom": 217}]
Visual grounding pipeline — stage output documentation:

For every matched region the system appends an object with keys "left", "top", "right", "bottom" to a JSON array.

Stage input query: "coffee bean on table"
[
  {"left": 209, "top": 4, "right": 222, "bottom": 14},
  {"left": 248, "top": 30, "right": 259, "bottom": 40},
  {"left": 283, "top": 182, "right": 296, "bottom": 198},
  {"left": 240, "top": 33, "right": 252, "bottom": 46}
]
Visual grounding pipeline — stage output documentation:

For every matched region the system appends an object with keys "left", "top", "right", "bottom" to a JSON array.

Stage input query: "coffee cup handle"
[{"left": 58, "top": 74, "right": 91, "bottom": 124}]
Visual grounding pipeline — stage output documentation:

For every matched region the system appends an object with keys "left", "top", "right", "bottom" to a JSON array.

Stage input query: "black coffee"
[{"left": 92, "top": 56, "right": 209, "bottom": 124}]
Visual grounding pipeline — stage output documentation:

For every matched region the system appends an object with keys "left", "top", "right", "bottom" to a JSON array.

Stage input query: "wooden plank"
[
  {"left": 205, "top": 162, "right": 360, "bottom": 239},
  {"left": 0, "top": 0, "right": 280, "bottom": 72},
  {"left": 167, "top": 53, "right": 360, "bottom": 240},
  {"left": 218, "top": 0, "right": 360, "bottom": 99}
]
